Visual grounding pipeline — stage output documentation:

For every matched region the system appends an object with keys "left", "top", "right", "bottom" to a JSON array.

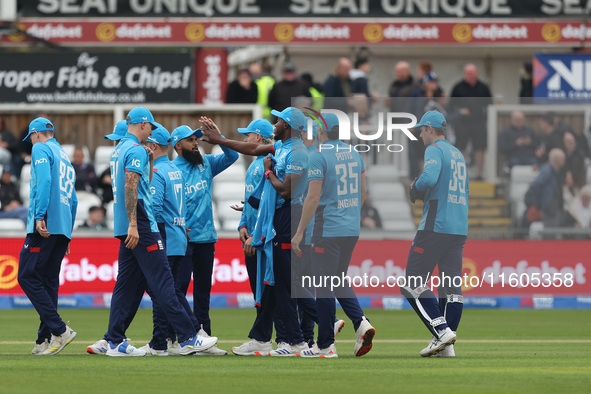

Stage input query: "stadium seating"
[
  {"left": 508, "top": 165, "right": 538, "bottom": 222},
  {"left": 94, "top": 146, "right": 114, "bottom": 177},
  {"left": 74, "top": 191, "right": 103, "bottom": 229},
  {"left": 0, "top": 218, "right": 25, "bottom": 231},
  {"left": 19, "top": 164, "right": 31, "bottom": 205},
  {"left": 62, "top": 144, "right": 91, "bottom": 163}
]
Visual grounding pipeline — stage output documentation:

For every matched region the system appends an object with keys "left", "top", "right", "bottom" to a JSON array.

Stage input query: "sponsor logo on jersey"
[{"left": 34, "top": 157, "right": 48, "bottom": 166}]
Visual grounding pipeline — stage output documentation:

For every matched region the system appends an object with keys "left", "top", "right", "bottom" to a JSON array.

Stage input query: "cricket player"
[
  {"left": 18, "top": 117, "right": 78, "bottom": 356},
  {"left": 233, "top": 119, "right": 275, "bottom": 296},
  {"left": 87, "top": 120, "right": 148, "bottom": 355},
  {"left": 104, "top": 107, "right": 217, "bottom": 356},
  {"left": 171, "top": 124, "right": 238, "bottom": 355},
  {"left": 403, "top": 110, "right": 469, "bottom": 358},
  {"left": 200, "top": 107, "right": 309, "bottom": 356},
  {"left": 292, "top": 113, "right": 375, "bottom": 358}
]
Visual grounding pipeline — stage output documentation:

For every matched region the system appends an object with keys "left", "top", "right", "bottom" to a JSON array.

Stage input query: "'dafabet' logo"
[
  {"left": 185, "top": 23, "right": 205, "bottom": 42},
  {"left": 96, "top": 23, "right": 116, "bottom": 42},
  {"left": 8, "top": 23, "right": 27, "bottom": 42},
  {"left": 274, "top": 23, "right": 294, "bottom": 43},
  {"left": 461, "top": 257, "right": 479, "bottom": 292},
  {"left": 452, "top": 24, "right": 472, "bottom": 43},
  {"left": 363, "top": 24, "right": 383, "bottom": 43},
  {"left": 541, "top": 23, "right": 561, "bottom": 42},
  {"left": 0, "top": 255, "right": 19, "bottom": 290}
]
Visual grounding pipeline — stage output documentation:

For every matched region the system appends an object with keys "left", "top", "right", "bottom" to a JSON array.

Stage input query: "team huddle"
[{"left": 17, "top": 105, "right": 468, "bottom": 359}]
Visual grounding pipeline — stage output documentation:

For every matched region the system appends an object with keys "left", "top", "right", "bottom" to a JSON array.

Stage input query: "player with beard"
[
  {"left": 171, "top": 125, "right": 238, "bottom": 355},
  {"left": 200, "top": 107, "right": 309, "bottom": 357}
]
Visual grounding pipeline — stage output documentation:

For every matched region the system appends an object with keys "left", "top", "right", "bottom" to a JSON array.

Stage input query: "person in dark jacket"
[
  {"left": 268, "top": 63, "right": 311, "bottom": 115},
  {"left": 499, "top": 110, "right": 539, "bottom": 168},
  {"left": 225, "top": 68, "right": 258, "bottom": 104}
]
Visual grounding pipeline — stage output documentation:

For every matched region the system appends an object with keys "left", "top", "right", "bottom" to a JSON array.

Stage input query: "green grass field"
[{"left": 1, "top": 308, "right": 590, "bottom": 393}]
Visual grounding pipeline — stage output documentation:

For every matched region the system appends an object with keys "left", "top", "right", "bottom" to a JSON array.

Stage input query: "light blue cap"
[
  {"left": 171, "top": 125, "right": 203, "bottom": 145},
  {"left": 23, "top": 117, "right": 54, "bottom": 142},
  {"left": 414, "top": 110, "right": 447, "bottom": 129},
  {"left": 319, "top": 113, "right": 339, "bottom": 133},
  {"left": 271, "top": 107, "right": 306, "bottom": 131},
  {"left": 104, "top": 120, "right": 128, "bottom": 141},
  {"left": 126, "top": 107, "right": 158, "bottom": 128},
  {"left": 237, "top": 119, "right": 273, "bottom": 139},
  {"left": 147, "top": 123, "right": 171, "bottom": 145}
]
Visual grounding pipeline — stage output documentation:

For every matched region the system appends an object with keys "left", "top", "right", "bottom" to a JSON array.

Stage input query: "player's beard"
[{"left": 182, "top": 147, "right": 203, "bottom": 165}]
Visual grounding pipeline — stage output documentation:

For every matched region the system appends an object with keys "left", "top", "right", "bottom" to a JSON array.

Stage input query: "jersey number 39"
[{"left": 449, "top": 160, "right": 467, "bottom": 194}]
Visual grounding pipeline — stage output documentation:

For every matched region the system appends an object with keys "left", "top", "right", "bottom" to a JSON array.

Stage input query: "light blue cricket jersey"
[
  {"left": 173, "top": 145, "right": 238, "bottom": 243},
  {"left": 272, "top": 137, "right": 307, "bottom": 209},
  {"left": 303, "top": 144, "right": 318, "bottom": 245},
  {"left": 27, "top": 138, "right": 78, "bottom": 239},
  {"left": 415, "top": 138, "right": 469, "bottom": 236},
  {"left": 151, "top": 156, "right": 187, "bottom": 256},
  {"left": 307, "top": 140, "right": 364, "bottom": 237},
  {"left": 111, "top": 133, "right": 159, "bottom": 237},
  {"left": 239, "top": 155, "right": 265, "bottom": 233}
]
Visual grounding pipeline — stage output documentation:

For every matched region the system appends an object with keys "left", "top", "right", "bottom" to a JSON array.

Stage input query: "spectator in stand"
[
  {"left": 324, "top": 58, "right": 353, "bottom": 113},
  {"left": 499, "top": 110, "right": 539, "bottom": 168},
  {"left": 225, "top": 67, "right": 258, "bottom": 104},
  {"left": 524, "top": 148, "right": 566, "bottom": 230},
  {"left": 80, "top": 205, "right": 106, "bottom": 230},
  {"left": 250, "top": 62, "right": 275, "bottom": 120},
  {"left": 0, "top": 165, "right": 28, "bottom": 224},
  {"left": 360, "top": 198, "right": 382, "bottom": 230},
  {"left": 268, "top": 62, "right": 311, "bottom": 115},
  {"left": 350, "top": 57, "right": 372, "bottom": 98},
  {"left": 450, "top": 63, "right": 493, "bottom": 181},
  {"left": 567, "top": 184, "right": 591, "bottom": 229},
  {"left": 519, "top": 61, "right": 533, "bottom": 104},
  {"left": 536, "top": 113, "right": 563, "bottom": 164},
  {"left": 388, "top": 61, "right": 420, "bottom": 113},
  {"left": 301, "top": 72, "right": 324, "bottom": 111},
  {"left": 0, "top": 116, "right": 18, "bottom": 167},
  {"left": 72, "top": 147, "right": 97, "bottom": 193},
  {"left": 416, "top": 61, "right": 432, "bottom": 83},
  {"left": 405, "top": 72, "right": 441, "bottom": 178},
  {"left": 563, "top": 131, "right": 587, "bottom": 189}
]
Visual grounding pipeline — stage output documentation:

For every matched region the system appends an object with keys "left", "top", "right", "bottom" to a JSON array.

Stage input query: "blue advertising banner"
[{"left": 534, "top": 53, "right": 591, "bottom": 103}]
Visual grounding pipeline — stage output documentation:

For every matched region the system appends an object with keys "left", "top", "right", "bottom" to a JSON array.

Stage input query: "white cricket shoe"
[
  {"left": 41, "top": 325, "right": 77, "bottom": 355},
  {"left": 231, "top": 340, "right": 272, "bottom": 356},
  {"left": 139, "top": 343, "right": 168, "bottom": 356},
  {"left": 167, "top": 339, "right": 181, "bottom": 356},
  {"left": 334, "top": 319, "right": 345, "bottom": 337},
  {"left": 106, "top": 340, "right": 147, "bottom": 357},
  {"left": 193, "top": 329, "right": 227, "bottom": 355},
  {"left": 420, "top": 328, "right": 456, "bottom": 357},
  {"left": 299, "top": 343, "right": 338, "bottom": 358},
  {"left": 32, "top": 339, "right": 49, "bottom": 355},
  {"left": 87, "top": 339, "right": 109, "bottom": 355},
  {"left": 179, "top": 334, "right": 218, "bottom": 355},
  {"left": 354, "top": 316, "right": 375, "bottom": 357},
  {"left": 268, "top": 342, "right": 295, "bottom": 357},
  {"left": 431, "top": 344, "right": 455, "bottom": 358}
]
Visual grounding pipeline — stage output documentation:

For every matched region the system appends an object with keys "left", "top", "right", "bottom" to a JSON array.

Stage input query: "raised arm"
[{"left": 200, "top": 116, "right": 274, "bottom": 157}]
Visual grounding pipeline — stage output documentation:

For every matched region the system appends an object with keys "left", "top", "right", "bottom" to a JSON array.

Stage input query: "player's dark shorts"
[
  {"left": 405, "top": 230, "right": 467, "bottom": 293},
  {"left": 454, "top": 123, "right": 487, "bottom": 151}
]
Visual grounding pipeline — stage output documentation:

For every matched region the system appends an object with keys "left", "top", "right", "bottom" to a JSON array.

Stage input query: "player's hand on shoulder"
[{"left": 144, "top": 144, "right": 154, "bottom": 161}]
